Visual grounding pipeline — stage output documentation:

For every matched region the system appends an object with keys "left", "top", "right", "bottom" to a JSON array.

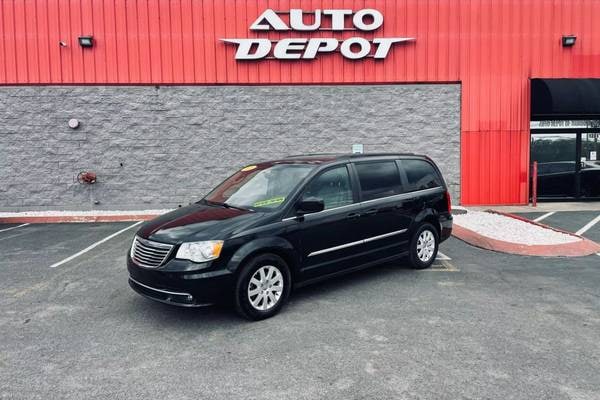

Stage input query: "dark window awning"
[{"left": 531, "top": 78, "right": 600, "bottom": 120}]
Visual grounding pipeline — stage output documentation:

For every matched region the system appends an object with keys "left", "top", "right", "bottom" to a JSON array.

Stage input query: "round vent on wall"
[{"left": 68, "top": 119, "right": 80, "bottom": 129}]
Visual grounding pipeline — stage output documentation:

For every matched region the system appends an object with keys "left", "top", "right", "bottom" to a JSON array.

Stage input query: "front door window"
[{"left": 301, "top": 166, "right": 353, "bottom": 210}]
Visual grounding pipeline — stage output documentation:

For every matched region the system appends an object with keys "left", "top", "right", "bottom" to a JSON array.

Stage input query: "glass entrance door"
[
  {"left": 530, "top": 133, "right": 577, "bottom": 198},
  {"left": 580, "top": 133, "right": 600, "bottom": 198},
  {"left": 531, "top": 132, "right": 600, "bottom": 200}
]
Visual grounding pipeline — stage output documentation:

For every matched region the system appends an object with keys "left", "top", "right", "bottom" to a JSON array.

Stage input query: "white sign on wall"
[
  {"left": 352, "top": 143, "right": 364, "bottom": 154},
  {"left": 530, "top": 120, "right": 600, "bottom": 129},
  {"left": 221, "top": 9, "right": 414, "bottom": 60}
]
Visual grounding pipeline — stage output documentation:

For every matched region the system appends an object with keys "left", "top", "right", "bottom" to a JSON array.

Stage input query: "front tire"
[
  {"left": 234, "top": 253, "right": 291, "bottom": 321},
  {"left": 409, "top": 223, "right": 439, "bottom": 269}
]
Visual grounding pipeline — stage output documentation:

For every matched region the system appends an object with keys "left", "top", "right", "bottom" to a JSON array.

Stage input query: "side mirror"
[{"left": 297, "top": 197, "right": 325, "bottom": 215}]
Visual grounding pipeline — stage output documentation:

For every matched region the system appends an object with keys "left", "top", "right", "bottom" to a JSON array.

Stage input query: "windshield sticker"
[
  {"left": 253, "top": 196, "right": 285, "bottom": 207},
  {"left": 241, "top": 165, "right": 257, "bottom": 172}
]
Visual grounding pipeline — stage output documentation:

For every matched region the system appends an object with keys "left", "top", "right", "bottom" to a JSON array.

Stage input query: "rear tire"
[
  {"left": 234, "top": 253, "right": 291, "bottom": 321},
  {"left": 408, "top": 223, "right": 439, "bottom": 269}
]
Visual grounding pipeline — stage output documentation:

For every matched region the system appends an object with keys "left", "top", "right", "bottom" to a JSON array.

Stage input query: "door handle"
[
  {"left": 363, "top": 208, "right": 378, "bottom": 216},
  {"left": 346, "top": 212, "right": 361, "bottom": 220}
]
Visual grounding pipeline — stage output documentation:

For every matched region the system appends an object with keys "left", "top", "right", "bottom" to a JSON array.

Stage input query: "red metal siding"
[{"left": 1, "top": 1, "right": 600, "bottom": 205}]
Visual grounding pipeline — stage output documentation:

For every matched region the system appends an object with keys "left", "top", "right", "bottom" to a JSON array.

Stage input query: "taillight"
[{"left": 445, "top": 190, "right": 452, "bottom": 213}]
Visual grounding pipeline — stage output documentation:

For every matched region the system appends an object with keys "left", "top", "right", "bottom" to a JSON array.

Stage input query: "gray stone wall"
[{"left": 0, "top": 85, "right": 460, "bottom": 211}]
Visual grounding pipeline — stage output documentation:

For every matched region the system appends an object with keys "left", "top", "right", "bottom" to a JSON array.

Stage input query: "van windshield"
[{"left": 203, "top": 163, "right": 315, "bottom": 211}]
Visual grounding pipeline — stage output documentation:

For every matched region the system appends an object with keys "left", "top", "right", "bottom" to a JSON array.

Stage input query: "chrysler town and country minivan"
[{"left": 127, "top": 154, "right": 452, "bottom": 320}]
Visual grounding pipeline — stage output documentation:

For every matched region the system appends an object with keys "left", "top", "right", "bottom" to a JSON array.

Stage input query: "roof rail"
[
  {"left": 347, "top": 152, "right": 416, "bottom": 157},
  {"left": 284, "top": 153, "right": 341, "bottom": 158},
  {"left": 285, "top": 152, "right": 417, "bottom": 159}
]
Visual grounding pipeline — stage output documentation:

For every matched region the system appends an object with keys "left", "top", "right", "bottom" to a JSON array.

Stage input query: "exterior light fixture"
[
  {"left": 562, "top": 35, "right": 576, "bottom": 47},
  {"left": 78, "top": 36, "right": 94, "bottom": 48}
]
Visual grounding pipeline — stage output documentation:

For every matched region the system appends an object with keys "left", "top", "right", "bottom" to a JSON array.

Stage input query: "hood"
[{"left": 136, "top": 203, "right": 267, "bottom": 244}]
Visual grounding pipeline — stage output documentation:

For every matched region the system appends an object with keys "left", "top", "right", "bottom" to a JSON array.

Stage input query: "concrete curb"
[
  {"left": 452, "top": 211, "right": 600, "bottom": 257},
  {"left": 0, "top": 214, "right": 161, "bottom": 224}
]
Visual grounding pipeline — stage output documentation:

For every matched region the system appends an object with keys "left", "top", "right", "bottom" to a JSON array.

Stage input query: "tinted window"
[
  {"left": 402, "top": 159, "right": 442, "bottom": 191},
  {"left": 549, "top": 162, "right": 575, "bottom": 174},
  {"left": 355, "top": 161, "right": 402, "bottom": 201},
  {"left": 302, "top": 166, "right": 353, "bottom": 210}
]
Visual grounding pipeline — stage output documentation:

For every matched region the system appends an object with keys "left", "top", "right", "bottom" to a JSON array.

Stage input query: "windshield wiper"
[
  {"left": 222, "top": 202, "right": 251, "bottom": 211},
  {"left": 204, "top": 199, "right": 251, "bottom": 211}
]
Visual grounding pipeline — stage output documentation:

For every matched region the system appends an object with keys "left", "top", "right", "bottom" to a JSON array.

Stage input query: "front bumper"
[
  {"left": 129, "top": 277, "right": 212, "bottom": 307},
  {"left": 127, "top": 256, "right": 234, "bottom": 307}
]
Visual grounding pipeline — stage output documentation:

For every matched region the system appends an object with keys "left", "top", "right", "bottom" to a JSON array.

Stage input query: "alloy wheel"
[
  {"left": 247, "top": 265, "right": 284, "bottom": 311},
  {"left": 416, "top": 230, "right": 436, "bottom": 262}
]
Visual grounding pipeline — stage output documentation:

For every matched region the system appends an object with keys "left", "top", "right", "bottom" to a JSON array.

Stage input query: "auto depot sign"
[{"left": 221, "top": 9, "right": 414, "bottom": 60}]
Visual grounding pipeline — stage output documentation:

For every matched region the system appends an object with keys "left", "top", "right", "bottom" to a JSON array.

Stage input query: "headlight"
[
  {"left": 130, "top": 237, "right": 136, "bottom": 258},
  {"left": 176, "top": 240, "right": 224, "bottom": 263}
]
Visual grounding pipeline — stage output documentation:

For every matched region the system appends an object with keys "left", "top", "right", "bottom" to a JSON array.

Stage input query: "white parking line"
[
  {"left": 49, "top": 222, "right": 142, "bottom": 268},
  {"left": 533, "top": 212, "right": 555, "bottom": 222},
  {"left": 576, "top": 214, "right": 600, "bottom": 236},
  {"left": 0, "top": 223, "right": 30, "bottom": 233},
  {"left": 436, "top": 252, "right": 451, "bottom": 260}
]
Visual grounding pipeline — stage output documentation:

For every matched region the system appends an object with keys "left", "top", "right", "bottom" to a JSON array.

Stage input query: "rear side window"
[
  {"left": 355, "top": 161, "right": 402, "bottom": 201},
  {"left": 402, "top": 159, "right": 443, "bottom": 191},
  {"left": 302, "top": 165, "right": 354, "bottom": 210}
]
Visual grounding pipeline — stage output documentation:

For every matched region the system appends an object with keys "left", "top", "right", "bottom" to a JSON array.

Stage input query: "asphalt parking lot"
[
  {"left": 1, "top": 222, "right": 600, "bottom": 399},
  {"left": 513, "top": 210, "right": 600, "bottom": 243}
]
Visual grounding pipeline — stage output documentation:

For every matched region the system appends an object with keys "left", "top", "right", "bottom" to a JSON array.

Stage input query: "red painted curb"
[
  {"left": 452, "top": 222, "right": 600, "bottom": 257},
  {"left": 0, "top": 215, "right": 158, "bottom": 224}
]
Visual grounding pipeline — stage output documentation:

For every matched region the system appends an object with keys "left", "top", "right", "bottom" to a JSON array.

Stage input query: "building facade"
[{"left": 1, "top": 1, "right": 599, "bottom": 211}]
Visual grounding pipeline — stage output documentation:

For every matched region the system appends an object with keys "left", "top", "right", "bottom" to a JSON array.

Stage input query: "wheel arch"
[
  {"left": 413, "top": 209, "right": 442, "bottom": 237},
  {"left": 227, "top": 236, "right": 301, "bottom": 281}
]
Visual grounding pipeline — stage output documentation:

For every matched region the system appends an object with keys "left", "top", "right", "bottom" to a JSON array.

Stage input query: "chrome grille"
[{"left": 131, "top": 236, "right": 174, "bottom": 268}]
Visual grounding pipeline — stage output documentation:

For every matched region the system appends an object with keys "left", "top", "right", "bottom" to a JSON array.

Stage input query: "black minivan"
[{"left": 127, "top": 154, "right": 452, "bottom": 320}]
